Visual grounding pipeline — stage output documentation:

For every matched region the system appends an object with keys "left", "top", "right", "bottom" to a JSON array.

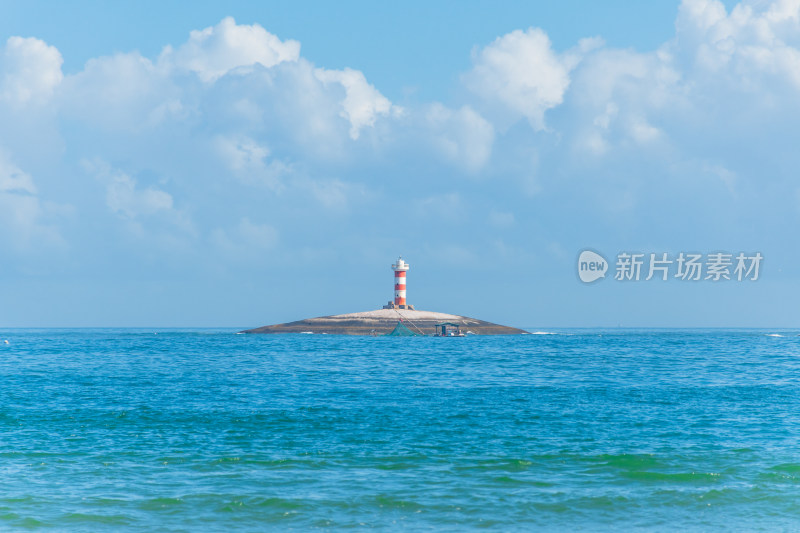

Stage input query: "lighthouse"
[{"left": 383, "top": 257, "right": 414, "bottom": 310}]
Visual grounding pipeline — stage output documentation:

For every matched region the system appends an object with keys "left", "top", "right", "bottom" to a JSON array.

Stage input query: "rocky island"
[
  {"left": 242, "top": 308, "right": 526, "bottom": 335},
  {"left": 242, "top": 257, "right": 527, "bottom": 336}
]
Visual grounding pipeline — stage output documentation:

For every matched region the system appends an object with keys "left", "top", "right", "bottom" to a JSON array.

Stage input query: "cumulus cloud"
[
  {"left": 0, "top": 153, "right": 36, "bottom": 195},
  {"left": 61, "top": 51, "right": 182, "bottom": 130},
  {"left": 0, "top": 36, "right": 62, "bottom": 105},
  {"left": 5, "top": 3, "right": 800, "bottom": 282},
  {"left": 439, "top": 0, "right": 800, "bottom": 231},
  {"left": 160, "top": 16, "right": 300, "bottom": 82},
  {"left": 0, "top": 151, "right": 63, "bottom": 251},
  {"left": 463, "top": 28, "right": 593, "bottom": 130},
  {"left": 105, "top": 173, "right": 173, "bottom": 219},
  {"left": 560, "top": 0, "right": 800, "bottom": 163},
  {"left": 674, "top": 0, "right": 800, "bottom": 90},
  {"left": 457, "top": 0, "right": 800, "bottom": 164},
  {"left": 59, "top": 17, "right": 395, "bottom": 145},
  {"left": 210, "top": 217, "right": 279, "bottom": 262},
  {"left": 83, "top": 159, "right": 174, "bottom": 220},
  {"left": 424, "top": 104, "right": 494, "bottom": 172},
  {"left": 214, "top": 135, "right": 290, "bottom": 190},
  {"left": 314, "top": 67, "right": 395, "bottom": 139}
]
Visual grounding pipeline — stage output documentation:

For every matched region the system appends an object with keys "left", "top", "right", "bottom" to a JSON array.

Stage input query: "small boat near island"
[{"left": 434, "top": 322, "right": 466, "bottom": 337}]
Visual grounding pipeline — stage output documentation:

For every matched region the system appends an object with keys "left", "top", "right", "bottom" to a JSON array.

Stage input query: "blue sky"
[{"left": 0, "top": 0, "right": 797, "bottom": 328}]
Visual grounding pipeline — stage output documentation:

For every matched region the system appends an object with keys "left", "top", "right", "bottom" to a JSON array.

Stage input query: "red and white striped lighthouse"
[{"left": 391, "top": 257, "right": 410, "bottom": 308}]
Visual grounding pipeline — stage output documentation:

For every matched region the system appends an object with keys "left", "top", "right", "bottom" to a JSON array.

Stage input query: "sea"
[{"left": 1, "top": 328, "right": 800, "bottom": 531}]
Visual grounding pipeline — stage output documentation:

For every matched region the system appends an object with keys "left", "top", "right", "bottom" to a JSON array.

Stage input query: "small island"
[
  {"left": 242, "top": 308, "right": 526, "bottom": 335},
  {"left": 242, "top": 257, "right": 527, "bottom": 336}
]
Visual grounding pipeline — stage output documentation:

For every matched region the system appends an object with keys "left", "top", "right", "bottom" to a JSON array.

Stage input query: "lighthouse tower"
[{"left": 383, "top": 257, "right": 414, "bottom": 310}]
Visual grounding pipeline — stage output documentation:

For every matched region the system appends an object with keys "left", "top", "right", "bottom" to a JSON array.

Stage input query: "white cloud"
[
  {"left": 53, "top": 17, "right": 397, "bottom": 149},
  {"left": 160, "top": 16, "right": 300, "bottom": 82},
  {"left": 7, "top": 4, "right": 800, "bottom": 278},
  {"left": 628, "top": 118, "right": 661, "bottom": 144},
  {"left": 0, "top": 151, "right": 64, "bottom": 251},
  {"left": 210, "top": 217, "right": 279, "bottom": 262},
  {"left": 61, "top": 51, "right": 182, "bottom": 130},
  {"left": 674, "top": 0, "right": 800, "bottom": 90},
  {"left": 105, "top": 173, "right": 173, "bottom": 219},
  {"left": 301, "top": 177, "right": 368, "bottom": 212},
  {"left": 0, "top": 153, "right": 36, "bottom": 194},
  {"left": 55, "top": 17, "right": 397, "bottom": 147},
  {"left": 0, "top": 36, "right": 62, "bottom": 105},
  {"left": 216, "top": 135, "right": 269, "bottom": 171},
  {"left": 424, "top": 104, "right": 494, "bottom": 172},
  {"left": 677, "top": 0, "right": 729, "bottom": 43},
  {"left": 566, "top": 47, "right": 681, "bottom": 156},
  {"left": 80, "top": 159, "right": 200, "bottom": 251},
  {"left": 202, "top": 56, "right": 396, "bottom": 152},
  {"left": 214, "top": 135, "right": 290, "bottom": 190},
  {"left": 235, "top": 217, "right": 278, "bottom": 249},
  {"left": 414, "top": 192, "right": 463, "bottom": 221},
  {"left": 314, "top": 67, "right": 395, "bottom": 139},
  {"left": 83, "top": 159, "right": 174, "bottom": 219},
  {"left": 488, "top": 210, "right": 515, "bottom": 228},
  {"left": 565, "top": 0, "right": 800, "bottom": 162},
  {"left": 464, "top": 28, "right": 575, "bottom": 130},
  {"left": 703, "top": 162, "right": 737, "bottom": 194}
]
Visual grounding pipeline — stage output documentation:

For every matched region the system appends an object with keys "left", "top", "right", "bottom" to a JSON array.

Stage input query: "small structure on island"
[
  {"left": 434, "top": 322, "right": 466, "bottom": 337},
  {"left": 242, "top": 256, "right": 527, "bottom": 336}
]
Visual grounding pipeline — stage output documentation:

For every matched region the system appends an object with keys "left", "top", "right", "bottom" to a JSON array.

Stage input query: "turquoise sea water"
[{"left": 1, "top": 329, "right": 800, "bottom": 531}]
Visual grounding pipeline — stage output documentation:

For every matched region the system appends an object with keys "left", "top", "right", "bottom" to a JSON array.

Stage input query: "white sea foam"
[{"left": 765, "top": 333, "right": 785, "bottom": 337}]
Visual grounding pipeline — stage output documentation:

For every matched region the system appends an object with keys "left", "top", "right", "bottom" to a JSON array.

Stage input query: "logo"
[{"left": 578, "top": 250, "right": 608, "bottom": 283}]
